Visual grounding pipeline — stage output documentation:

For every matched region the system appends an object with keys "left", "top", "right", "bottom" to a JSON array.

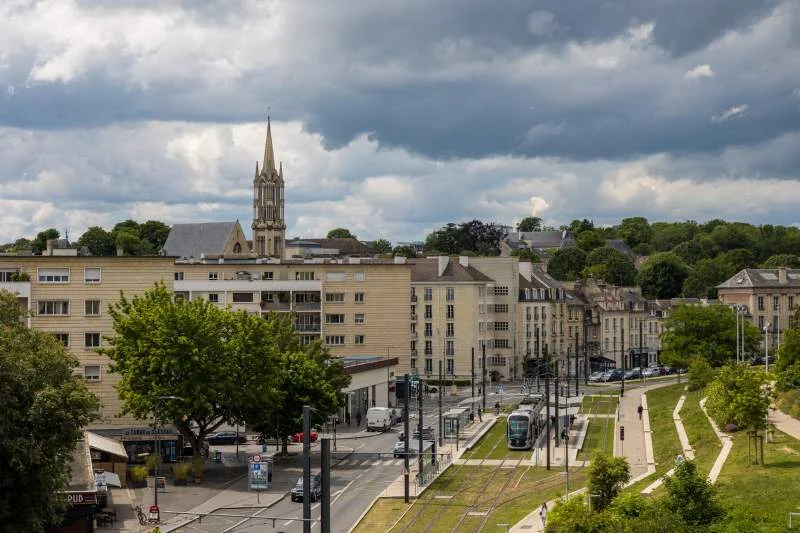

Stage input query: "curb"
[{"left": 160, "top": 492, "right": 288, "bottom": 532}]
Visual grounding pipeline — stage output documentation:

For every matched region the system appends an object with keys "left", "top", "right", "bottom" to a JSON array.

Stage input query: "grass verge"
[
  {"left": 580, "top": 394, "right": 619, "bottom": 414},
  {"left": 577, "top": 416, "right": 615, "bottom": 461},
  {"left": 677, "top": 389, "right": 720, "bottom": 478}
]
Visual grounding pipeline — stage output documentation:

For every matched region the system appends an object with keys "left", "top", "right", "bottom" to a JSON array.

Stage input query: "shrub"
[
  {"left": 587, "top": 453, "right": 630, "bottom": 510},
  {"left": 128, "top": 466, "right": 148, "bottom": 483},
  {"left": 145, "top": 453, "right": 161, "bottom": 472},
  {"left": 661, "top": 460, "right": 724, "bottom": 527},
  {"left": 192, "top": 454, "right": 205, "bottom": 481},
  {"left": 776, "top": 389, "right": 800, "bottom": 419},
  {"left": 687, "top": 356, "right": 714, "bottom": 391},
  {"left": 173, "top": 462, "right": 192, "bottom": 480}
]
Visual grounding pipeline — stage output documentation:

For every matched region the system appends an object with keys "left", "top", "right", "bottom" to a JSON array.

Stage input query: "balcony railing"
[
  {"left": 410, "top": 332, "right": 418, "bottom": 340},
  {"left": 411, "top": 350, "right": 418, "bottom": 357},
  {"left": 261, "top": 301, "right": 291, "bottom": 311},
  {"left": 295, "top": 324, "right": 321, "bottom": 332},
  {"left": 294, "top": 301, "right": 321, "bottom": 311},
  {"left": 410, "top": 314, "right": 417, "bottom": 322},
  {"left": 411, "top": 295, "right": 418, "bottom": 302}
]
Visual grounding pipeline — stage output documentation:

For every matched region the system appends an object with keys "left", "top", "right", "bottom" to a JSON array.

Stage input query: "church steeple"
[{"left": 263, "top": 116, "right": 276, "bottom": 172}]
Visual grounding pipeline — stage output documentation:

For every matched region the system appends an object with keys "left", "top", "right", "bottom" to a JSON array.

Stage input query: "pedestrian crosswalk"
[{"left": 335, "top": 457, "right": 406, "bottom": 467}]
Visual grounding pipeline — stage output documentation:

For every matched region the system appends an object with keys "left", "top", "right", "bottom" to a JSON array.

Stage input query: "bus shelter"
[{"left": 443, "top": 407, "right": 471, "bottom": 439}]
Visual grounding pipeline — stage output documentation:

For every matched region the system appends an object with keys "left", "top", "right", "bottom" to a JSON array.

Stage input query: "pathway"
[{"left": 770, "top": 408, "right": 800, "bottom": 440}]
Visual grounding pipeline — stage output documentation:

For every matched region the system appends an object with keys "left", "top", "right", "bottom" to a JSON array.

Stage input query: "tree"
[
  {"left": 568, "top": 218, "right": 594, "bottom": 234},
  {"left": 115, "top": 229, "right": 153, "bottom": 256},
  {"left": 104, "top": 284, "right": 280, "bottom": 478},
  {"left": 516, "top": 216, "right": 542, "bottom": 232},
  {"left": 777, "top": 324, "right": 800, "bottom": 372},
  {"left": 661, "top": 460, "right": 724, "bottom": 527},
  {"left": 424, "top": 220, "right": 505, "bottom": 255},
  {"left": 77, "top": 226, "right": 116, "bottom": 256},
  {"left": 705, "top": 363, "right": 769, "bottom": 432},
  {"left": 687, "top": 356, "right": 715, "bottom": 391},
  {"left": 139, "top": 220, "right": 171, "bottom": 251},
  {"left": 510, "top": 248, "right": 540, "bottom": 262},
  {"left": 681, "top": 257, "right": 736, "bottom": 299},
  {"left": 587, "top": 452, "right": 630, "bottom": 510},
  {"left": 392, "top": 245, "right": 418, "bottom": 258},
  {"left": 583, "top": 246, "right": 637, "bottom": 286},
  {"left": 545, "top": 495, "right": 622, "bottom": 532},
  {"left": 576, "top": 230, "right": 605, "bottom": 252},
  {"left": 761, "top": 253, "right": 800, "bottom": 268},
  {"left": 547, "top": 247, "right": 587, "bottom": 281},
  {"left": 618, "top": 217, "right": 652, "bottom": 249},
  {"left": 709, "top": 222, "right": 757, "bottom": 252},
  {"left": 32, "top": 228, "right": 59, "bottom": 254},
  {"left": 717, "top": 248, "right": 757, "bottom": 272},
  {"left": 373, "top": 238, "right": 392, "bottom": 254},
  {"left": 327, "top": 228, "right": 355, "bottom": 239},
  {"left": 660, "top": 305, "right": 760, "bottom": 368},
  {"left": 637, "top": 253, "right": 689, "bottom": 299},
  {"left": 0, "top": 290, "right": 99, "bottom": 530},
  {"left": 651, "top": 221, "right": 698, "bottom": 252}
]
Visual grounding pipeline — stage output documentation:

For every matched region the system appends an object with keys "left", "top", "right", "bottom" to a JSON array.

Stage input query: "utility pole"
[
  {"left": 321, "top": 438, "right": 331, "bottom": 533},
  {"left": 639, "top": 316, "right": 644, "bottom": 378},
  {"left": 574, "top": 331, "right": 580, "bottom": 396},
  {"left": 438, "top": 360, "right": 443, "bottom": 448},
  {"left": 417, "top": 381, "right": 424, "bottom": 485},
  {"left": 303, "top": 405, "right": 311, "bottom": 533},
  {"left": 554, "top": 372, "right": 560, "bottom": 450},
  {"left": 471, "top": 347, "right": 475, "bottom": 403},
  {"left": 403, "top": 373, "right": 410, "bottom": 503},
  {"left": 620, "top": 325, "right": 625, "bottom": 397},
  {"left": 535, "top": 328, "right": 540, "bottom": 390},
  {"left": 482, "top": 343, "right": 487, "bottom": 413},
  {"left": 545, "top": 345, "right": 551, "bottom": 471},
  {"left": 584, "top": 311, "right": 590, "bottom": 386}
]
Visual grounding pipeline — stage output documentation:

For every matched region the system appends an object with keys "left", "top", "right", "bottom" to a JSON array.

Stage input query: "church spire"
[
  {"left": 263, "top": 116, "right": 276, "bottom": 172},
  {"left": 255, "top": 161, "right": 259, "bottom": 177}
]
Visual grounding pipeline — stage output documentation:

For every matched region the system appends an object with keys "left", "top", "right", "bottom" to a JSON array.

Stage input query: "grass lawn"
[
  {"left": 580, "top": 394, "right": 619, "bottom": 414},
  {"left": 354, "top": 465, "right": 586, "bottom": 533},
  {"left": 460, "top": 417, "right": 531, "bottom": 461},
  {"left": 714, "top": 428, "right": 800, "bottom": 531},
  {"left": 577, "top": 416, "right": 615, "bottom": 460},
  {"left": 677, "top": 389, "right": 720, "bottom": 478}
]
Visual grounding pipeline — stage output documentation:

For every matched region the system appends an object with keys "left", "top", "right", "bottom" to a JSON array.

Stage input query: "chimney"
[
  {"left": 437, "top": 255, "right": 449, "bottom": 277},
  {"left": 116, "top": 247, "right": 124, "bottom": 257},
  {"left": 519, "top": 261, "right": 532, "bottom": 282},
  {"left": 779, "top": 268, "right": 787, "bottom": 284},
  {"left": 459, "top": 255, "right": 469, "bottom": 268},
  {"left": 45, "top": 239, "right": 56, "bottom": 256}
]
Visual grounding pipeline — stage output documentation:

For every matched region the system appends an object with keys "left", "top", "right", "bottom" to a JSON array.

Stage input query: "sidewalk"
[
  {"left": 616, "top": 387, "right": 650, "bottom": 478},
  {"left": 770, "top": 408, "right": 800, "bottom": 440}
]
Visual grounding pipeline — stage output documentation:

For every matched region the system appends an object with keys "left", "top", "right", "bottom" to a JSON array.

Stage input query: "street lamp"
[
  {"left": 153, "top": 395, "right": 182, "bottom": 510},
  {"left": 764, "top": 323, "right": 771, "bottom": 374}
]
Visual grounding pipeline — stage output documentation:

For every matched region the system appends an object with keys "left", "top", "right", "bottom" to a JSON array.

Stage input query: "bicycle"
[{"left": 134, "top": 505, "right": 147, "bottom": 525}]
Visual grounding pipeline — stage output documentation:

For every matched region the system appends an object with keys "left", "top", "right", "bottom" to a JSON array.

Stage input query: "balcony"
[
  {"left": 260, "top": 301, "right": 291, "bottom": 311},
  {"left": 411, "top": 295, "right": 418, "bottom": 302},
  {"left": 411, "top": 350, "right": 418, "bottom": 357},
  {"left": 295, "top": 323, "right": 321, "bottom": 333},
  {"left": 294, "top": 301, "right": 321, "bottom": 312},
  {"left": 410, "top": 314, "right": 417, "bottom": 322},
  {"left": 410, "top": 332, "right": 418, "bottom": 340},
  {"left": 0, "top": 281, "right": 31, "bottom": 298}
]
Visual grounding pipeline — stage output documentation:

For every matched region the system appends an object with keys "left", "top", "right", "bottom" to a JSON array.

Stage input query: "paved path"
[{"left": 770, "top": 408, "right": 800, "bottom": 440}]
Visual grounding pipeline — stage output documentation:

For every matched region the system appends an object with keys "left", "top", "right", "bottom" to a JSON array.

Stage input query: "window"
[
  {"left": 0, "top": 270, "right": 20, "bottom": 282},
  {"left": 773, "top": 316, "right": 779, "bottom": 332},
  {"left": 446, "top": 358, "right": 454, "bottom": 375},
  {"left": 790, "top": 296, "right": 795, "bottom": 309},
  {"left": 325, "top": 335, "right": 345, "bottom": 346},
  {"left": 174, "top": 272, "right": 184, "bottom": 281},
  {"left": 38, "top": 268, "right": 69, "bottom": 283},
  {"left": 534, "top": 307, "right": 539, "bottom": 320},
  {"left": 54, "top": 333, "right": 69, "bottom": 347},
  {"left": 411, "top": 340, "right": 417, "bottom": 354},
  {"left": 494, "top": 304, "right": 508, "bottom": 313},
  {"left": 446, "top": 340, "right": 454, "bottom": 356},
  {"left": 410, "top": 305, "right": 417, "bottom": 319},
  {"left": 326, "top": 272, "right": 345, "bottom": 281},
  {"left": 325, "top": 293, "right": 344, "bottom": 303},
  {"left": 84, "top": 300, "right": 101, "bottom": 316},
  {"left": 354, "top": 335, "right": 365, "bottom": 345},
  {"left": 774, "top": 296, "right": 780, "bottom": 310},
  {"left": 494, "top": 286, "right": 509, "bottom": 296},
  {"left": 605, "top": 318, "right": 609, "bottom": 331},
  {"left": 758, "top": 296, "right": 764, "bottom": 311},
  {"left": 208, "top": 293, "right": 219, "bottom": 303},
  {"left": 446, "top": 323, "right": 455, "bottom": 337},
  {"left": 410, "top": 358, "right": 417, "bottom": 370},
  {"left": 232, "top": 292, "right": 254, "bottom": 303},
  {"left": 325, "top": 314, "right": 345, "bottom": 324},
  {"left": 355, "top": 271, "right": 366, "bottom": 282},
  {"left": 85, "top": 333, "right": 101, "bottom": 348},
  {"left": 446, "top": 287, "right": 455, "bottom": 301},
  {"left": 425, "top": 340, "right": 433, "bottom": 355},
  {"left": 411, "top": 322, "right": 416, "bottom": 333},
  {"left": 208, "top": 272, "right": 219, "bottom": 281},
  {"left": 355, "top": 313, "right": 365, "bottom": 324},
  {"left": 425, "top": 358, "right": 433, "bottom": 373},
  {"left": 84, "top": 365, "right": 101, "bottom": 381},
  {"left": 38, "top": 300, "right": 69, "bottom": 315},
  {"left": 84, "top": 267, "right": 101, "bottom": 283},
  {"left": 425, "top": 323, "right": 432, "bottom": 337},
  {"left": 424, "top": 287, "right": 432, "bottom": 301},
  {"left": 447, "top": 305, "right": 454, "bottom": 319},
  {"left": 489, "top": 356, "right": 506, "bottom": 367},
  {"left": 495, "top": 339, "right": 509, "bottom": 348},
  {"left": 354, "top": 292, "right": 365, "bottom": 303},
  {"left": 494, "top": 322, "right": 509, "bottom": 331},
  {"left": 425, "top": 305, "right": 433, "bottom": 319},
  {"left": 296, "top": 271, "right": 315, "bottom": 280}
]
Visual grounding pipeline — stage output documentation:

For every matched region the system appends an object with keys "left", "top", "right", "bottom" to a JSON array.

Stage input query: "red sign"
[
  {"left": 66, "top": 492, "right": 97, "bottom": 506},
  {"left": 252, "top": 455, "right": 261, "bottom": 463}
]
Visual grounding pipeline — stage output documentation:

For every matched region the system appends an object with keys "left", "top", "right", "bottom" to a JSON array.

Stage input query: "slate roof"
[
  {"left": 162, "top": 221, "right": 238, "bottom": 259},
  {"left": 513, "top": 230, "right": 573, "bottom": 249},
  {"left": 285, "top": 237, "right": 374, "bottom": 256},
  {"left": 605, "top": 239, "right": 635, "bottom": 257},
  {"left": 717, "top": 268, "right": 800, "bottom": 289},
  {"left": 411, "top": 258, "right": 494, "bottom": 282}
]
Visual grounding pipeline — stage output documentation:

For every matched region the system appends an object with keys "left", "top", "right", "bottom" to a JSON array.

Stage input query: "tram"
[{"left": 507, "top": 396, "right": 546, "bottom": 450}]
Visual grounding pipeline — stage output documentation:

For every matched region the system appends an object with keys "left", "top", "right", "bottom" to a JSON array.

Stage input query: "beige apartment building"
[{"left": 717, "top": 268, "right": 800, "bottom": 349}]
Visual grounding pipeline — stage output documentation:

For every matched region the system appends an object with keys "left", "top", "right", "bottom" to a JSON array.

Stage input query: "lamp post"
[
  {"left": 153, "top": 395, "right": 181, "bottom": 509},
  {"left": 764, "top": 322, "right": 770, "bottom": 374}
]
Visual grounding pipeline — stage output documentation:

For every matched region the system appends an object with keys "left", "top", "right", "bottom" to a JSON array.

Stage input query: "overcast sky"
[{"left": 2, "top": 0, "right": 800, "bottom": 244}]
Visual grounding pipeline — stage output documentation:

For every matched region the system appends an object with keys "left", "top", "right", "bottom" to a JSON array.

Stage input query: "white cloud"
[
  {"left": 685, "top": 64, "right": 714, "bottom": 79},
  {"left": 528, "top": 196, "right": 550, "bottom": 217},
  {"left": 527, "top": 11, "right": 559, "bottom": 37},
  {"left": 711, "top": 104, "right": 748, "bottom": 123}
]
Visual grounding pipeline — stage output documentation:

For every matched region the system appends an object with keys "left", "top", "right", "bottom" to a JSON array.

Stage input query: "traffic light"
[{"left": 620, "top": 426, "right": 625, "bottom": 441}]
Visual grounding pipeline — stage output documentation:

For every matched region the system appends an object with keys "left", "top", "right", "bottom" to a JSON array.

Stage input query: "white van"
[{"left": 366, "top": 407, "right": 393, "bottom": 431}]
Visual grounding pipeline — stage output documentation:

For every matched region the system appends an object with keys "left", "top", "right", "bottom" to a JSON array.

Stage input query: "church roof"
[{"left": 162, "top": 221, "right": 239, "bottom": 259}]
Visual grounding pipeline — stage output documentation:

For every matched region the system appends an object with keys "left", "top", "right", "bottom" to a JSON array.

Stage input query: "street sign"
[
  {"left": 252, "top": 454, "right": 261, "bottom": 463},
  {"left": 248, "top": 457, "right": 273, "bottom": 491}
]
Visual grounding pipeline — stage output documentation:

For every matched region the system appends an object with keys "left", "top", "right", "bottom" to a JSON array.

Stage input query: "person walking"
[
  {"left": 539, "top": 502, "right": 548, "bottom": 527},
  {"left": 345, "top": 412, "right": 351, "bottom": 426},
  {"left": 356, "top": 412, "right": 362, "bottom": 427},
  {"left": 637, "top": 404, "right": 643, "bottom": 420}
]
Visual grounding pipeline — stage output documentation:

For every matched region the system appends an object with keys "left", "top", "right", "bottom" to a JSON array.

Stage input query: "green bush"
[
  {"left": 173, "top": 462, "right": 192, "bottom": 480},
  {"left": 687, "top": 356, "right": 714, "bottom": 391},
  {"left": 145, "top": 453, "right": 161, "bottom": 472},
  {"left": 776, "top": 364, "right": 800, "bottom": 392},
  {"left": 776, "top": 389, "right": 800, "bottom": 419},
  {"left": 128, "top": 466, "right": 148, "bottom": 482}
]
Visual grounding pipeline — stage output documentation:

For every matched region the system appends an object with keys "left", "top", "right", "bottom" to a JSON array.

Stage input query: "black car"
[
  {"left": 291, "top": 473, "right": 322, "bottom": 502},
  {"left": 206, "top": 431, "right": 247, "bottom": 445},
  {"left": 412, "top": 425, "right": 435, "bottom": 441}
]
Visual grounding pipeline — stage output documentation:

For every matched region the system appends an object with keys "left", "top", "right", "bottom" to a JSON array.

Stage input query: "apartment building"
[{"left": 717, "top": 268, "right": 800, "bottom": 349}]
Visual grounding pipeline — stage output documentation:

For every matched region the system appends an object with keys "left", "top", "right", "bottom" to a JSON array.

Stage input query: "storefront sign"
[
  {"left": 122, "top": 428, "right": 173, "bottom": 437},
  {"left": 67, "top": 492, "right": 98, "bottom": 506}
]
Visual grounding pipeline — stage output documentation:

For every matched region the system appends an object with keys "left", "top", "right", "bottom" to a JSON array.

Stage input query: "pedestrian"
[
  {"left": 478, "top": 407, "right": 482, "bottom": 422},
  {"left": 356, "top": 412, "right": 362, "bottom": 427},
  {"left": 539, "top": 502, "right": 548, "bottom": 526},
  {"left": 345, "top": 412, "right": 351, "bottom": 426},
  {"left": 637, "top": 404, "right": 643, "bottom": 420}
]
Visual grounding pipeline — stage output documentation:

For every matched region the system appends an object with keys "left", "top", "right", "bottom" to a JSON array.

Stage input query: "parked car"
[
  {"left": 412, "top": 425, "right": 435, "bottom": 441},
  {"left": 390, "top": 408, "right": 404, "bottom": 425},
  {"left": 588, "top": 371, "right": 605, "bottom": 382},
  {"left": 366, "top": 407, "right": 393, "bottom": 431},
  {"left": 290, "top": 473, "right": 322, "bottom": 502},
  {"left": 392, "top": 440, "right": 419, "bottom": 458},
  {"left": 642, "top": 367, "right": 660, "bottom": 378},
  {"left": 602, "top": 369, "right": 624, "bottom": 382},
  {"left": 206, "top": 431, "right": 247, "bottom": 445},
  {"left": 624, "top": 368, "right": 641, "bottom": 380},
  {"left": 290, "top": 431, "right": 319, "bottom": 443}
]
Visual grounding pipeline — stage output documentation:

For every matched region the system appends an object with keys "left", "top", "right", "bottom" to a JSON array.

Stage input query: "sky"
[{"left": 2, "top": 0, "right": 800, "bottom": 244}]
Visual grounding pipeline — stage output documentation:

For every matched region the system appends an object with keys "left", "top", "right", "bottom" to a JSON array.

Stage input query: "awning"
[
  {"left": 98, "top": 472, "right": 122, "bottom": 488},
  {"left": 87, "top": 431, "right": 128, "bottom": 460}
]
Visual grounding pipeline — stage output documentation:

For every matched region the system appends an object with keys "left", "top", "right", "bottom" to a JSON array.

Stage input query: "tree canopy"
[
  {"left": 587, "top": 452, "right": 630, "bottom": 510},
  {"left": 618, "top": 217, "right": 652, "bottom": 249},
  {"left": 327, "top": 227, "right": 356, "bottom": 239},
  {"left": 583, "top": 245, "right": 637, "bottom": 286},
  {"left": 0, "top": 290, "right": 99, "bottom": 530},
  {"left": 516, "top": 216, "right": 542, "bottom": 232},
  {"left": 77, "top": 226, "right": 116, "bottom": 256},
  {"left": 373, "top": 238, "right": 392, "bottom": 254},
  {"left": 637, "top": 252, "right": 689, "bottom": 299},
  {"left": 424, "top": 220, "right": 505, "bottom": 255},
  {"left": 705, "top": 363, "right": 769, "bottom": 432},
  {"left": 680, "top": 256, "right": 736, "bottom": 299},
  {"left": 32, "top": 228, "right": 60, "bottom": 254},
  {"left": 547, "top": 247, "right": 587, "bottom": 281}
]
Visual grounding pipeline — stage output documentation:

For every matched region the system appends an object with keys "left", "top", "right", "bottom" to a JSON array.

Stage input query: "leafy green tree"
[
  {"left": 576, "top": 229, "right": 605, "bottom": 252},
  {"left": 568, "top": 218, "right": 594, "bottom": 234},
  {"left": 547, "top": 247, "right": 587, "bottom": 281},
  {"left": 761, "top": 253, "right": 800, "bottom": 268},
  {"left": 139, "top": 220, "right": 171, "bottom": 250},
  {"left": 662, "top": 460, "right": 724, "bottom": 527},
  {"left": 705, "top": 364, "right": 769, "bottom": 432},
  {"left": 618, "top": 217, "right": 652, "bottom": 249},
  {"left": 583, "top": 245, "right": 637, "bottom": 286},
  {"left": 373, "top": 238, "right": 392, "bottom": 254},
  {"left": 777, "top": 324, "right": 800, "bottom": 372},
  {"left": 32, "top": 228, "right": 59, "bottom": 254},
  {"left": 424, "top": 220, "right": 505, "bottom": 255},
  {"left": 0, "top": 290, "right": 99, "bottom": 530},
  {"left": 510, "top": 248, "right": 540, "bottom": 262},
  {"left": 77, "top": 226, "right": 116, "bottom": 256},
  {"left": 545, "top": 495, "right": 622, "bottom": 532},
  {"left": 587, "top": 452, "right": 630, "bottom": 510},
  {"left": 671, "top": 238, "right": 711, "bottom": 265},
  {"left": 12, "top": 237, "right": 33, "bottom": 252},
  {"left": 681, "top": 257, "right": 736, "bottom": 299},
  {"left": 651, "top": 221, "right": 698, "bottom": 252},
  {"left": 718, "top": 248, "right": 757, "bottom": 272},
  {"left": 392, "top": 245, "right": 418, "bottom": 258},
  {"left": 637, "top": 252, "right": 688, "bottom": 299},
  {"left": 660, "top": 305, "right": 760, "bottom": 368},
  {"left": 104, "top": 284, "right": 280, "bottom": 478},
  {"left": 115, "top": 230, "right": 153, "bottom": 256},
  {"left": 687, "top": 356, "right": 715, "bottom": 391},
  {"left": 632, "top": 242, "right": 654, "bottom": 256},
  {"left": 709, "top": 222, "right": 757, "bottom": 252},
  {"left": 516, "top": 216, "right": 542, "bottom": 232},
  {"left": 326, "top": 227, "right": 356, "bottom": 239}
]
